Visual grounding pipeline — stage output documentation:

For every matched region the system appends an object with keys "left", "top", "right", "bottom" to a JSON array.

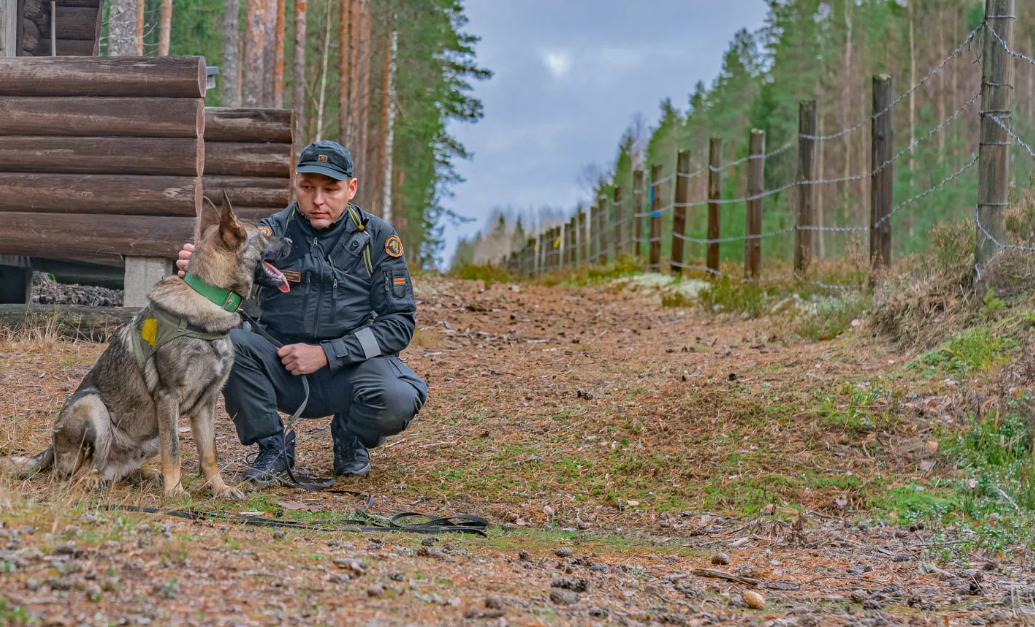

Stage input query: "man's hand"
[
  {"left": 278, "top": 343, "right": 328, "bottom": 375},
  {"left": 175, "top": 243, "right": 195, "bottom": 278}
]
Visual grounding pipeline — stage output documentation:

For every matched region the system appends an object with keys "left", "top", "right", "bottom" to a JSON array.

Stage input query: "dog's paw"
[
  {"left": 213, "top": 484, "right": 245, "bottom": 501},
  {"left": 163, "top": 484, "right": 187, "bottom": 498}
]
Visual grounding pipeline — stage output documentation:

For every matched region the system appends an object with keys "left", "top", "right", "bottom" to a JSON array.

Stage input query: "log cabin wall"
[
  {"left": 20, "top": 0, "right": 102, "bottom": 57},
  {"left": 0, "top": 56, "right": 206, "bottom": 260},
  {"left": 202, "top": 107, "right": 296, "bottom": 225}
]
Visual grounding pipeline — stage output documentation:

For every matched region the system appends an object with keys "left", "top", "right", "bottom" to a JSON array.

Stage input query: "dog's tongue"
[{"left": 263, "top": 261, "right": 290, "bottom": 293}]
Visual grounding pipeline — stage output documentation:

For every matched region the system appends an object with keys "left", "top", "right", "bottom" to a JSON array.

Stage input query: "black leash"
[
  {"left": 99, "top": 504, "right": 489, "bottom": 536},
  {"left": 239, "top": 310, "right": 335, "bottom": 492}
]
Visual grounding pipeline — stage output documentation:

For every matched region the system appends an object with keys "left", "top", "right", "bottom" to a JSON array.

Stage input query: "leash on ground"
[{"left": 98, "top": 504, "right": 489, "bottom": 536}]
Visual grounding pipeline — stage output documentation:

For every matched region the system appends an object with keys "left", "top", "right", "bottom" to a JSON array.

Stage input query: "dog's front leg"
[
  {"left": 154, "top": 391, "right": 185, "bottom": 497},
  {"left": 190, "top": 401, "right": 243, "bottom": 500}
]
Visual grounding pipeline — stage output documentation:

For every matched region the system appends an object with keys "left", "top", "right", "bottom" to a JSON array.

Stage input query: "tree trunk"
[
  {"left": 355, "top": 0, "right": 371, "bottom": 187},
  {"left": 108, "top": 0, "right": 136, "bottom": 56},
  {"left": 262, "top": 0, "right": 276, "bottom": 106},
  {"left": 292, "top": 0, "right": 307, "bottom": 146},
  {"left": 314, "top": 0, "right": 332, "bottom": 142},
  {"left": 243, "top": 0, "right": 266, "bottom": 107},
  {"left": 842, "top": 2, "right": 853, "bottom": 210},
  {"left": 135, "top": 0, "right": 144, "bottom": 55},
  {"left": 222, "top": 0, "right": 240, "bottom": 107},
  {"left": 338, "top": 0, "right": 353, "bottom": 144},
  {"left": 272, "top": 0, "right": 286, "bottom": 108},
  {"left": 907, "top": 0, "right": 916, "bottom": 175},
  {"left": 346, "top": 0, "right": 361, "bottom": 148},
  {"left": 382, "top": 27, "right": 397, "bottom": 224},
  {"left": 158, "top": 0, "right": 172, "bottom": 56}
]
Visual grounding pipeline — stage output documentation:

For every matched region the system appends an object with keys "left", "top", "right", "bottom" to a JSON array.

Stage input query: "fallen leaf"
[{"left": 275, "top": 500, "right": 305, "bottom": 511}]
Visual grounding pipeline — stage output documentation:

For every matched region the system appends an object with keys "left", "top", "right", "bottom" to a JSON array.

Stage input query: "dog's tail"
[{"left": 2, "top": 447, "right": 55, "bottom": 478}]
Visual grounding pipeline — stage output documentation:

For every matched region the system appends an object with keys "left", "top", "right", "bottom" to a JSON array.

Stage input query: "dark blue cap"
[{"left": 296, "top": 141, "right": 354, "bottom": 180}]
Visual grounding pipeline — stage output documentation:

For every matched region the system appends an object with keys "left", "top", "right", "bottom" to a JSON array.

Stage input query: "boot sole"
[{"left": 334, "top": 463, "right": 371, "bottom": 477}]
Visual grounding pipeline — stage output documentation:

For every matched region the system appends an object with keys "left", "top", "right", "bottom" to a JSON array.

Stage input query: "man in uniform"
[{"left": 176, "top": 141, "right": 428, "bottom": 482}]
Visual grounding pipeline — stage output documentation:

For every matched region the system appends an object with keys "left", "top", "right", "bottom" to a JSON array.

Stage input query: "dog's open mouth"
[{"left": 260, "top": 261, "right": 290, "bottom": 293}]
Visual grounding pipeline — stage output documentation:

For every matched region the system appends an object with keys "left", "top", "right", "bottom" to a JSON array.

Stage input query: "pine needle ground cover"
[{"left": 3, "top": 275, "right": 1035, "bottom": 625}]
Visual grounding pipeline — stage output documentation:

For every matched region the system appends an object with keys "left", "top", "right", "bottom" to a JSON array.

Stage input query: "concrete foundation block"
[
  {"left": 0, "top": 266, "right": 32, "bottom": 304},
  {"left": 124, "top": 257, "right": 173, "bottom": 308}
]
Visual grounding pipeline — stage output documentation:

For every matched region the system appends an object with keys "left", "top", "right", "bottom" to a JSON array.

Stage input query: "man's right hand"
[{"left": 175, "top": 243, "right": 195, "bottom": 278}]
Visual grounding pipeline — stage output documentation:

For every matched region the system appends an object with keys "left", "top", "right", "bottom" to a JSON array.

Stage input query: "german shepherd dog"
[{"left": 4, "top": 195, "right": 290, "bottom": 499}]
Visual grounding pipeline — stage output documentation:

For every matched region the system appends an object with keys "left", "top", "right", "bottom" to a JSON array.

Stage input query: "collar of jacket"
[{"left": 183, "top": 273, "right": 243, "bottom": 313}]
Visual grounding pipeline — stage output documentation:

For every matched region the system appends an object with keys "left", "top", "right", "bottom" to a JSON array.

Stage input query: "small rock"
[
  {"left": 658, "top": 612, "right": 689, "bottom": 625},
  {"left": 367, "top": 584, "right": 384, "bottom": 597},
  {"left": 850, "top": 590, "right": 869, "bottom": 604},
  {"left": 587, "top": 606, "right": 608, "bottom": 619},
  {"left": 272, "top": 531, "right": 286, "bottom": 540},
  {"left": 485, "top": 595, "right": 506, "bottom": 610},
  {"left": 744, "top": 590, "right": 766, "bottom": 610},
  {"left": 420, "top": 537, "right": 438, "bottom": 547},
  {"left": 555, "top": 547, "right": 573, "bottom": 558},
  {"left": 549, "top": 588, "right": 579, "bottom": 606},
  {"left": 711, "top": 553, "right": 731, "bottom": 566},
  {"left": 862, "top": 599, "right": 884, "bottom": 610},
  {"left": 388, "top": 571, "right": 404, "bottom": 581},
  {"left": 518, "top": 550, "right": 532, "bottom": 562},
  {"left": 550, "top": 577, "right": 589, "bottom": 592},
  {"left": 588, "top": 562, "right": 610, "bottom": 573},
  {"left": 416, "top": 546, "right": 447, "bottom": 560}
]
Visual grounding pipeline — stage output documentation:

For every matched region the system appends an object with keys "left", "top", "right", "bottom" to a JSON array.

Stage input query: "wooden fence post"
[
  {"left": 671, "top": 149, "right": 691, "bottom": 275},
  {"left": 613, "top": 185, "right": 623, "bottom": 260},
  {"left": 976, "top": 0, "right": 1015, "bottom": 288},
  {"left": 870, "top": 74, "right": 894, "bottom": 275},
  {"left": 568, "top": 216, "right": 578, "bottom": 266},
  {"left": 649, "top": 164, "right": 663, "bottom": 272},
  {"left": 632, "top": 169, "right": 645, "bottom": 260},
  {"left": 794, "top": 100, "right": 817, "bottom": 276},
  {"left": 707, "top": 138, "right": 722, "bottom": 277},
  {"left": 598, "top": 194, "right": 609, "bottom": 266},
  {"left": 745, "top": 129, "right": 765, "bottom": 278},
  {"left": 578, "top": 208, "right": 588, "bottom": 264}
]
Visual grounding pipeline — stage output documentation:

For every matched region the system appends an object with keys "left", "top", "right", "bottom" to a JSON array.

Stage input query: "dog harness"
[{"left": 131, "top": 275, "right": 242, "bottom": 373}]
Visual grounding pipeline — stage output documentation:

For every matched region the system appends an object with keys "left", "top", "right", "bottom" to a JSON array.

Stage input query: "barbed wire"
[
  {"left": 709, "top": 139, "right": 797, "bottom": 173},
  {"left": 874, "top": 154, "right": 978, "bottom": 229},
  {"left": 987, "top": 114, "right": 1035, "bottom": 161},
  {"left": 673, "top": 227, "right": 795, "bottom": 245},
  {"left": 799, "top": 23, "right": 982, "bottom": 143},
  {"left": 985, "top": 21, "right": 1035, "bottom": 69},
  {"left": 976, "top": 207, "right": 1035, "bottom": 253}
]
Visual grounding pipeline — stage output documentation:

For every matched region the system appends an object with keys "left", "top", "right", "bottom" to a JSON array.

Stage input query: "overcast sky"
[{"left": 440, "top": 0, "right": 771, "bottom": 266}]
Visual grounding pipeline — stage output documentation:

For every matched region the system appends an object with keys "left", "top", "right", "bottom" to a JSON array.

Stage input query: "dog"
[{"left": 4, "top": 194, "right": 290, "bottom": 499}]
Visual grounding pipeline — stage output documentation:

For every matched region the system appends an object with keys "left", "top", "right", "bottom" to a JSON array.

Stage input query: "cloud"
[{"left": 541, "top": 50, "right": 573, "bottom": 79}]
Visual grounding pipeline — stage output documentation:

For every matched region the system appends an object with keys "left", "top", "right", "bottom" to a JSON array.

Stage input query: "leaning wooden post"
[
  {"left": 671, "top": 150, "right": 691, "bottom": 276},
  {"left": 976, "top": 0, "right": 1015, "bottom": 289},
  {"left": 745, "top": 129, "right": 766, "bottom": 278},
  {"left": 577, "top": 207, "right": 588, "bottom": 264},
  {"left": 870, "top": 74, "right": 894, "bottom": 276},
  {"left": 632, "top": 169, "right": 645, "bottom": 259},
  {"left": 598, "top": 193, "right": 610, "bottom": 266},
  {"left": 613, "top": 185, "right": 623, "bottom": 259},
  {"left": 794, "top": 100, "right": 818, "bottom": 276},
  {"left": 648, "top": 164, "right": 663, "bottom": 272},
  {"left": 706, "top": 138, "right": 723, "bottom": 277}
]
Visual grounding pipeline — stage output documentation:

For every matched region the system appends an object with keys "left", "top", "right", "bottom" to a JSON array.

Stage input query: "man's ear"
[
  {"left": 199, "top": 197, "right": 220, "bottom": 234},
  {"left": 219, "top": 191, "right": 246, "bottom": 247}
]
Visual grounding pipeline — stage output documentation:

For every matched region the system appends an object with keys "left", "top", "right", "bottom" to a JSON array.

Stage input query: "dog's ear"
[
  {"left": 218, "top": 191, "right": 246, "bottom": 247},
  {"left": 199, "top": 197, "right": 220, "bottom": 234}
]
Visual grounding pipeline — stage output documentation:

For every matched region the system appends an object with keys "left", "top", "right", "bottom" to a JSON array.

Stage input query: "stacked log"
[
  {"left": 0, "top": 56, "right": 205, "bottom": 259},
  {"left": 203, "top": 107, "right": 295, "bottom": 225},
  {"left": 23, "top": 0, "right": 102, "bottom": 57}
]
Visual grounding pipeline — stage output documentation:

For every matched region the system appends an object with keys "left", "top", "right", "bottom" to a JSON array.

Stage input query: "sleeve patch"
[
  {"left": 258, "top": 225, "right": 273, "bottom": 237},
  {"left": 385, "top": 234, "right": 404, "bottom": 258}
]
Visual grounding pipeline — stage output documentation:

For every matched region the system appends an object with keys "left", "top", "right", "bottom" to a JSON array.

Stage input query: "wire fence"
[{"left": 503, "top": 11, "right": 1031, "bottom": 293}]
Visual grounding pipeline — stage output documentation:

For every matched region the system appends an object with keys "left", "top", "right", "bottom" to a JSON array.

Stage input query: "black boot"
[
  {"left": 333, "top": 432, "right": 370, "bottom": 477},
  {"left": 243, "top": 431, "right": 295, "bottom": 484}
]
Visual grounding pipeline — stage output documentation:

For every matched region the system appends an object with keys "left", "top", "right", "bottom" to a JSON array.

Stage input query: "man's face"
[{"left": 295, "top": 172, "right": 358, "bottom": 230}]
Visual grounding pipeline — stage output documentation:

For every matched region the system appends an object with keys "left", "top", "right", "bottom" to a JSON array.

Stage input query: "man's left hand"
[{"left": 278, "top": 343, "right": 328, "bottom": 375}]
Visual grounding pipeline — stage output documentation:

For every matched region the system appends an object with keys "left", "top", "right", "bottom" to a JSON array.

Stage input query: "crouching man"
[{"left": 177, "top": 141, "right": 428, "bottom": 482}]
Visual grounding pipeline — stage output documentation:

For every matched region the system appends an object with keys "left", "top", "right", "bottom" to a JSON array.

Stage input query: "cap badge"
[{"left": 318, "top": 154, "right": 328, "bottom": 162}]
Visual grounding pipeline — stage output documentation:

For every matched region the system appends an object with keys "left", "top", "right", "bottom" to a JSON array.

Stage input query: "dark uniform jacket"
[{"left": 252, "top": 203, "right": 416, "bottom": 371}]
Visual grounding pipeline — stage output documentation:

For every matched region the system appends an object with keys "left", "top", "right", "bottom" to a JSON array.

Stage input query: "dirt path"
[{"left": 1, "top": 277, "right": 1032, "bottom": 626}]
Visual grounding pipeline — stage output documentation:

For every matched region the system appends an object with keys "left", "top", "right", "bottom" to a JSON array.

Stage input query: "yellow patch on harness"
[{"left": 141, "top": 318, "right": 158, "bottom": 347}]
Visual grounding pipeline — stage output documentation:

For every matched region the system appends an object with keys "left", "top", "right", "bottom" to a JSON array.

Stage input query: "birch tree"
[{"left": 222, "top": 0, "right": 240, "bottom": 106}]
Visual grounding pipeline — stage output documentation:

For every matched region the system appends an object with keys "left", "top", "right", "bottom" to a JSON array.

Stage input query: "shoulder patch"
[
  {"left": 385, "top": 235, "right": 403, "bottom": 258},
  {"left": 258, "top": 225, "right": 273, "bottom": 237}
]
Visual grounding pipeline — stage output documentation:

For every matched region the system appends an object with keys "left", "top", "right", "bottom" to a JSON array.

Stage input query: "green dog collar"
[{"left": 183, "top": 272, "right": 243, "bottom": 313}]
